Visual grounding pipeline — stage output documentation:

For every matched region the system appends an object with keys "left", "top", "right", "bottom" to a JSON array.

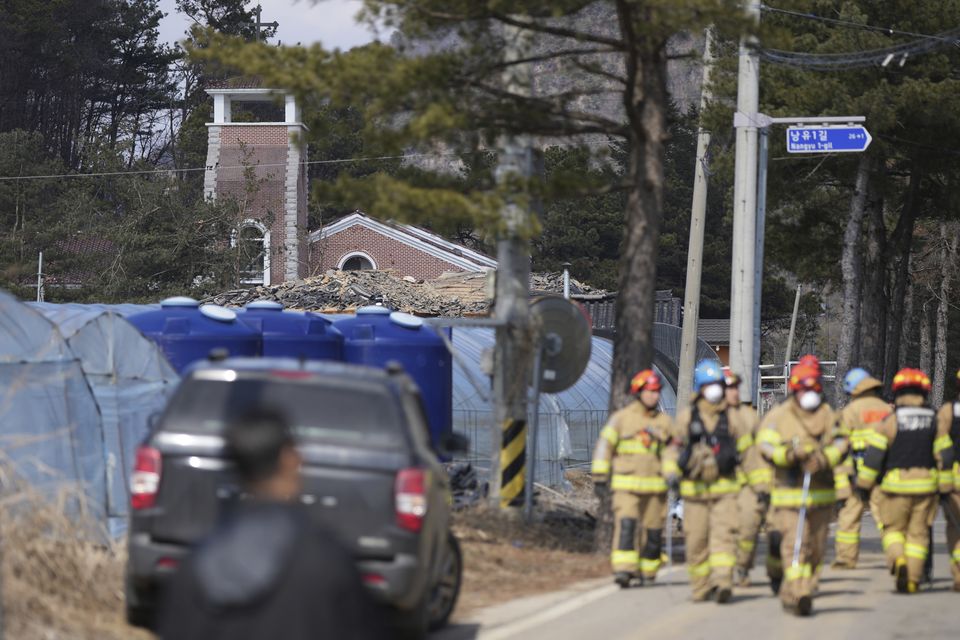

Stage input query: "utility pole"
[
  {"left": 677, "top": 28, "right": 715, "bottom": 410},
  {"left": 752, "top": 127, "right": 769, "bottom": 404},
  {"left": 490, "top": 23, "right": 533, "bottom": 510},
  {"left": 730, "top": 0, "right": 761, "bottom": 400}
]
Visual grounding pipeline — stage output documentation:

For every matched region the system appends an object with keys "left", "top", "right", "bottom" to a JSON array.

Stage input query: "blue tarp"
[
  {"left": 0, "top": 292, "right": 108, "bottom": 531},
  {"left": 28, "top": 303, "right": 178, "bottom": 537}
]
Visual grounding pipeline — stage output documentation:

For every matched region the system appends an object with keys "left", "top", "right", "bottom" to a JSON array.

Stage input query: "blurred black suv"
[{"left": 125, "top": 358, "right": 464, "bottom": 638}]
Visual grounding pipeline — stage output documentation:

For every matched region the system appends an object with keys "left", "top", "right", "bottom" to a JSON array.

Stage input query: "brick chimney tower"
[{"left": 203, "top": 83, "right": 308, "bottom": 285}]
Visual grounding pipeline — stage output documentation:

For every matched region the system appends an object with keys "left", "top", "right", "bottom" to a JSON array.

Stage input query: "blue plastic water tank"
[
  {"left": 335, "top": 306, "right": 452, "bottom": 446},
  {"left": 127, "top": 297, "right": 261, "bottom": 373},
  {"left": 238, "top": 300, "right": 343, "bottom": 361}
]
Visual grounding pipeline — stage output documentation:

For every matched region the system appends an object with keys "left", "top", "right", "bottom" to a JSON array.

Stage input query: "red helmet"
[
  {"left": 722, "top": 366, "right": 742, "bottom": 387},
  {"left": 892, "top": 368, "right": 932, "bottom": 394},
  {"left": 798, "top": 354, "right": 822, "bottom": 375},
  {"left": 631, "top": 369, "right": 662, "bottom": 394},
  {"left": 788, "top": 364, "right": 822, "bottom": 393}
]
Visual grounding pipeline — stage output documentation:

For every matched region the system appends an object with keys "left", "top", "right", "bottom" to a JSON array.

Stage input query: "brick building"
[
  {"left": 203, "top": 83, "right": 308, "bottom": 286},
  {"left": 203, "top": 84, "right": 493, "bottom": 284},
  {"left": 309, "top": 212, "right": 496, "bottom": 280}
]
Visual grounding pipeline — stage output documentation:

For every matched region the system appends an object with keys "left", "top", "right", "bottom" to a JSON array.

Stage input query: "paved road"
[{"left": 436, "top": 512, "right": 958, "bottom": 640}]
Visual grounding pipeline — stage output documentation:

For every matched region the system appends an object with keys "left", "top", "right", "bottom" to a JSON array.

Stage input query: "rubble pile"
[{"left": 205, "top": 270, "right": 607, "bottom": 316}]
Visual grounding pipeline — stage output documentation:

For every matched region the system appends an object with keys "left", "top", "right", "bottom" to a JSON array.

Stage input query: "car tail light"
[
  {"left": 131, "top": 446, "right": 162, "bottom": 510},
  {"left": 362, "top": 573, "right": 386, "bottom": 587},
  {"left": 395, "top": 468, "right": 428, "bottom": 532},
  {"left": 156, "top": 557, "right": 179, "bottom": 570}
]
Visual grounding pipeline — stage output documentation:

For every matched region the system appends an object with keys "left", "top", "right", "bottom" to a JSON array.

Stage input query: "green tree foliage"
[{"left": 0, "top": 0, "right": 177, "bottom": 168}]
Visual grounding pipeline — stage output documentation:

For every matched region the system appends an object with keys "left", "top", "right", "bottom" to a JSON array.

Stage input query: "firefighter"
[
  {"left": 592, "top": 369, "right": 676, "bottom": 587},
  {"left": 935, "top": 368, "right": 960, "bottom": 592},
  {"left": 856, "top": 368, "right": 954, "bottom": 594},
  {"left": 725, "top": 368, "right": 771, "bottom": 587},
  {"left": 757, "top": 358, "right": 848, "bottom": 616},
  {"left": 832, "top": 367, "right": 892, "bottom": 569},
  {"left": 671, "top": 360, "right": 753, "bottom": 603}
]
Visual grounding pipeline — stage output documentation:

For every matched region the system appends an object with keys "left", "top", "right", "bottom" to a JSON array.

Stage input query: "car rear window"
[{"left": 162, "top": 376, "right": 406, "bottom": 449}]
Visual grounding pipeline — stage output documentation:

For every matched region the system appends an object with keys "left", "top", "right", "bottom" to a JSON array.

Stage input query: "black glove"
[
  {"left": 758, "top": 492, "right": 771, "bottom": 510},
  {"left": 594, "top": 481, "right": 609, "bottom": 500},
  {"left": 666, "top": 474, "right": 680, "bottom": 493}
]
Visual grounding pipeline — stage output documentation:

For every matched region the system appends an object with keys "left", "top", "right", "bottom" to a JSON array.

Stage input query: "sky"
[{"left": 157, "top": 0, "right": 384, "bottom": 51}]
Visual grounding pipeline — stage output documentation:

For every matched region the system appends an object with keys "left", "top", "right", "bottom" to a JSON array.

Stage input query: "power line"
[
  {"left": 758, "top": 4, "right": 960, "bottom": 70},
  {"left": 761, "top": 4, "right": 960, "bottom": 44},
  {"left": 0, "top": 138, "right": 621, "bottom": 182},
  {"left": 0, "top": 152, "right": 456, "bottom": 182}
]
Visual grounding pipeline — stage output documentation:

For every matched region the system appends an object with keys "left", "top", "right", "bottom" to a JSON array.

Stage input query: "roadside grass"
[
  {"left": 0, "top": 482, "right": 151, "bottom": 640},
  {"left": 451, "top": 470, "right": 607, "bottom": 616}
]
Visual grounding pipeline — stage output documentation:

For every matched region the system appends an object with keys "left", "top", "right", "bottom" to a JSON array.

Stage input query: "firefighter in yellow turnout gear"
[
  {"left": 758, "top": 358, "right": 848, "bottom": 616},
  {"left": 671, "top": 360, "right": 754, "bottom": 603},
  {"left": 935, "top": 368, "right": 960, "bottom": 592},
  {"left": 858, "top": 368, "right": 954, "bottom": 593},
  {"left": 832, "top": 368, "right": 892, "bottom": 568},
  {"left": 592, "top": 369, "right": 676, "bottom": 587},
  {"left": 723, "top": 368, "right": 771, "bottom": 587}
]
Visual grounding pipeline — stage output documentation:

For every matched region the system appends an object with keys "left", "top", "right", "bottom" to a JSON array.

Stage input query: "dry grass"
[
  {"left": 0, "top": 484, "right": 151, "bottom": 640},
  {"left": 451, "top": 470, "right": 607, "bottom": 617}
]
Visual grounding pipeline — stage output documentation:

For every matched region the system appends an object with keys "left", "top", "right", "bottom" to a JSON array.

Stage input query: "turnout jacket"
[
  {"left": 591, "top": 400, "right": 676, "bottom": 494},
  {"left": 935, "top": 400, "right": 960, "bottom": 492},
  {"left": 758, "top": 398, "right": 848, "bottom": 509},
  {"left": 858, "top": 393, "right": 954, "bottom": 495},
  {"left": 670, "top": 397, "right": 754, "bottom": 501},
  {"left": 834, "top": 382, "right": 892, "bottom": 498}
]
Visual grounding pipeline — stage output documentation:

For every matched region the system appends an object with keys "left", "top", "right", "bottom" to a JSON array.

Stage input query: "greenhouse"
[
  {"left": 0, "top": 291, "right": 107, "bottom": 529},
  {"left": 449, "top": 324, "right": 719, "bottom": 487},
  {"left": 29, "top": 302, "right": 179, "bottom": 537}
]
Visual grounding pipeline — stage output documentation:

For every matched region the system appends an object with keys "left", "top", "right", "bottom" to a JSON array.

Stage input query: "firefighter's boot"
[
  {"left": 614, "top": 572, "right": 632, "bottom": 588},
  {"left": 766, "top": 529, "right": 783, "bottom": 595}
]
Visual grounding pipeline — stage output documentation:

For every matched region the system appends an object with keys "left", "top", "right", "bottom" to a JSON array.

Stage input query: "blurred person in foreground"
[{"left": 158, "top": 408, "right": 382, "bottom": 639}]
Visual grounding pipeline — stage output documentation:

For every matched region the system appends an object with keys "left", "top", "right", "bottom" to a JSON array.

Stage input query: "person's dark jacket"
[{"left": 158, "top": 500, "right": 383, "bottom": 640}]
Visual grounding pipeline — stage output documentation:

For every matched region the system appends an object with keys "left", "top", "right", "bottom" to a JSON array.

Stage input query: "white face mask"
[
  {"left": 798, "top": 390, "right": 822, "bottom": 411},
  {"left": 701, "top": 383, "right": 724, "bottom": 404}
]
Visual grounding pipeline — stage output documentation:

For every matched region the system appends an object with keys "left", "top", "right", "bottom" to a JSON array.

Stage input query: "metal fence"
[
  {"left": 452, "top": 408, "right": 610, "bottom": 487},
  {"left": 757, "top": 360, "right": 839, "bottom": 415}
]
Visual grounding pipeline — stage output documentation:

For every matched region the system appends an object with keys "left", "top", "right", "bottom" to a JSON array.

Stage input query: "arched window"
[
  {"left": 234, "top": 220, "right": 270, "bottom": 285},
  {"left": 338, "top": 251, "right": 376, "bottom": 271}
]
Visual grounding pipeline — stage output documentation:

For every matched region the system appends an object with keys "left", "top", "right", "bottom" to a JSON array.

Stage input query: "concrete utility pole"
[
  {"left": 730, "top": 0, "right": 761, "bottom": 400},
  {"left": 490, "top": 23, "right": 533, "bottom": 510},
  {"left": 677, "top": 28, "right": 715, "bottom": 410}
]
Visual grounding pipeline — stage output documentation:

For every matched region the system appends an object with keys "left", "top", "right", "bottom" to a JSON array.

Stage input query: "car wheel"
[{"left": 428, "top": 532, "right": 463, "bottom": 631}]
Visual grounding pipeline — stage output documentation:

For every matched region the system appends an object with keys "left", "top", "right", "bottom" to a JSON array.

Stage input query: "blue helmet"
[
  {"left": 693, "top": 360, "right": 724, "bottom": 392},
  {"left": 843, "top": 367, "right": 870, "bottom": 395}
]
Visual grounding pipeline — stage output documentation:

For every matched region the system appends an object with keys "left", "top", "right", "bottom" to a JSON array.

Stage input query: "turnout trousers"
[
  {"left": 683, "top": 493, "right": 738, "bottom": 600},
  {"left": 945, "top": 492, "right": 960, "bottom": 590},
  {"left": 879, "top": 493, "right": 938, "bottom": 586},
  {"left": 736, "top": 488, "right": 765, "bottom": 573},
  {"left": 834, "top": 486, "right": 883, "bottom": 566},
  {"left": 611, "top": 491, "right": 666, "bottom": 579},
  {"left": 776, "top": 506, "right": 831, "bottom": 608}
]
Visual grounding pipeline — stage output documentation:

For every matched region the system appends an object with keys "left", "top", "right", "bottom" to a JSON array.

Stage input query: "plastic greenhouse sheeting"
[
  {"left": 449, "top": 324, "right": 719, "bottom": 487},
  {"left": 29, "top": 302, "right": 179, "bottom": 537},
  {"left": 0, "top": 291, "right": 108, "bottom": 530}
]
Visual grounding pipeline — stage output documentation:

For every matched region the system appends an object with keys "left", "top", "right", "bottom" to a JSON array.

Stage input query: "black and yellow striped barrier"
[{"left": 500, "top": 418, "right": 527, "bottom": 508}]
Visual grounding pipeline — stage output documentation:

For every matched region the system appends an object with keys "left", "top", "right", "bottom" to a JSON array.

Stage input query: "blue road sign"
[{"left": 786, "top": 125, "right": 872, "bottom": 154}]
